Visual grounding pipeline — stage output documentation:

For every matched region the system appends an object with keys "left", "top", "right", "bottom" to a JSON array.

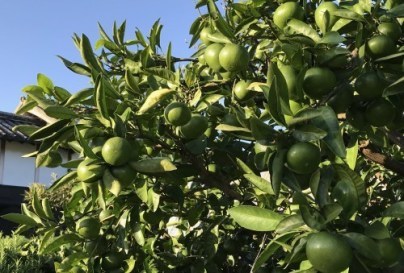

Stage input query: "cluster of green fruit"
[
  {"left": 199, "top": 27, "right": 250, "bottom": 78},
  {"left": 306, "top": 231, "right": 403, "bottom": 273},
  {"left": 76, "top": 136, "right": 138, "bottom": 194},
  {"left": 164, "top": 101, "right": 209, "bottom": 139},
  {"left": 75, "top": 215, "right": 126, "bottom": 272}
]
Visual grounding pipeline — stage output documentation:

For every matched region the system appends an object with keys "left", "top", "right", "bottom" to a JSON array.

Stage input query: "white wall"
[
  {"left": 3, "top": 142, "right": 36, "bottom": 187},
  {"left": 2, "top": 141, "right": 69, "bottom": 187}
]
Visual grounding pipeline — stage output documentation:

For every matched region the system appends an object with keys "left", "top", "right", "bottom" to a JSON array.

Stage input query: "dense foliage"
[
  {"left": 0, "top": 233, "right": 56, "bottom": 273},
  {"left": 3, "top": 0, "right": 404, "bottom": 272}
]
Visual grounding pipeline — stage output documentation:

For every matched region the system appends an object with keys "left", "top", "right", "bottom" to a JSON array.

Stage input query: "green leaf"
[
  {"left": 386, "top": 3, "right": 404, "bottom": 17},
  {"left": 318, "top": 31, "right": 346, "bottom": 45},
  {"left": 299, "top": 205, "right": 326, "bottom": 230},
  {"left": 12, "top": 124, "right": 41, "bottom": 137},
  {"left": 53, "top": 87, "right": 71, "bottom": 102},
  {"left": 166, "top": 42, "right": 172, "bottom": 71},
  {"left": 95, "top": 76, "right": 111, "bottom": 122},
  {"left": 228, "top": 205, "right": 283, "bottom": 231},
  {"left": 266, "top": 63, "right": 290, "bottom": 126},
  {"left": 74, "top": 126, "right": 98, "bottom": 159},
  {"left": 42, "top": 233, "right": 81, "bottom": 254},
  {"left": 135, "top": 29, "right": 148, "bottom": 47},
  {"left": 215, "top": 123, "right": 251, "bottom": 133},
  {"left": 37, "top": 73, "right": 54, "bottom": 95},
  {"left": 80, "top": 34, "right": 103, "bottom": 72},
  {"left": 311, "top": 106, "right": 346, "bottom": 158},
  {"left": 384, "top": 201, "right": 404, "bottom": 218},
  {"left": 29, "top": 119, "right": 70, "bottom": 141},
  {"left": 334, "top": 164, "right": 367, "bottom": 207},
  {"left": 137, "top": 88, "right": 175, "bottom": 115},
  {"left": 250, "top": 117, "right": 278, "bottom": 145},
  {"left": 252, "top": 232, "right": 297, "bottom": 272},
  {"left": 343, "top": 232, "right": 381, "bottom": 261},
  {"left": 130, "top": 158, "right": 177, "bottom": 173},
  {"left": 49, "top": 171, "right": 77, "bottom": 192},
  {"left": 125, "top": 70, "right": 141, "bottom": 94},
  {"left": 133, "top": 223, "right": 145, "bottom": 246},
  {"left": 275, "top": 214, "right": 305, "bottom": 234},
  {"left": 270, "top": 149, "right": 287, "bottom": 196},
  {"left": 22, "top": 85, "right": 53, "bottom": 109},
  {"left": 57, "top": 56, "right": 91, "bottom": 76},
  {"left": 284, "top": 19, "right": 321, "bottom": 43},
  {"left": 1, "top": 213, "right": 38, "bottom": 226},
  {"left": 383, "top": 76, "right": 404, "bottom": 96},
  {"left": 196, "top": 94, "right": 224, "bottom": 112},
  {"left": 32, "top": 191, "right": 48, "bottom": 220},
  {"left": 332, "top": 9, "right": 366, "bottom": 22},
  {"left": 236, "top": 158, "right": 254, "bottom": 174},
  {"left": 345, "top": 138, "right": 358, "bottom": 170},
  {"left": 244, "top": 173, "right": 275, "bottom": 195},
  {"left": 63, "top": 88, "right": 93, "bottom": 106},
  {"left": 292, "top": 124, "right": 327, "bottom": 142},
  {"left": 44, "top": 105, "right": 79, "bottom": 119}
]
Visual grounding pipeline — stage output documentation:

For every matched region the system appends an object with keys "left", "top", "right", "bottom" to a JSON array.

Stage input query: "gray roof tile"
[{"left": 0, "top": 111, "right": 45, "bottom": 142}]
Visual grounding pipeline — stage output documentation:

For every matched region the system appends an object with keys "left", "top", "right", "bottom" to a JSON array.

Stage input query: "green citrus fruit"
[
  {"left": 77, "top": 158, "right": 105, "bottom": 183},
  {"left": 179, "top": 115, "right": 209, "bottom": 139},
  {"left": 327, "top": 83, "right": 354, "bottom": 113},
  {"left": 303, "top": 67, "right": 337, "bottom": 99},
  {"left": 306, "top": 232, "right": 353, "bottom": 273},
  {"left": 164, "top": 101, "right": 192, "bottom": 126},
  {"left": 218, "top": 43, "right": 249, "bottom": 72},
  {"left": 84, "top": 237, "right": 108, "bottom": 257},
  {"left": 378, "top": 22, "right": 402, "bottom": 41},
  {"left": 286, "top": 142, "right": 321, "bottom": 174},
  {"left": 376, "top": 238, "right": 403, "bottom": 267},
  {"left": 367, "top": 35, "right": 396, "bottom": 59},
  {"left": 315, "top": 2, "right": 339, "bottom": 33},
  {"left": 233, "top": 80, "right": 254, "bottom": 101},
  {"left": 354, "top": 71, "right": 385, "bottom": 100},
  {"left": 110, "top": 164, "right": 137, "bottom": 188},
  {"left": 200, "top": 27, "right": 213, "bottom": 45},
  {"left": 102, "top": 251, "right": 125, "bottom": 270},
  {"left": 273, "top": 2, "right": 305, "bottom": 29},
  {"left": 204, "top": 43, "right": 224, "bottom": 72},
  {"left": 76, "top": 216, "right": 101, "bottom": 240},
  {"left": 365, "top": 98, "right": 396, "bottom": 127},
  {"left": 101, "top": 137, "right": 132, "bottom": 166}
]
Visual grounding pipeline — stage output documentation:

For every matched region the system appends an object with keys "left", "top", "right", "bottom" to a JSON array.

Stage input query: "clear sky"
[{"left": 0, "top": 1, "right": 199, "bottom": 113}]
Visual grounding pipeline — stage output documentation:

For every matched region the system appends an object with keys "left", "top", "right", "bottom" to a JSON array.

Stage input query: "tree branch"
[{"left": 360, "top": 144, "right": 404, "bottom": 176}]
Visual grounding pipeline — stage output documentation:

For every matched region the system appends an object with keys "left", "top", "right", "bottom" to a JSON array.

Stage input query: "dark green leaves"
[{"left": 384, "top": 202, "right": 404, "bottom": 218}]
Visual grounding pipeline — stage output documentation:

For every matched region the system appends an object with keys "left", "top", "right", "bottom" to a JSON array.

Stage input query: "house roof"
[{"left": 0, "top": 111, "right": 45, "bottom": 143}]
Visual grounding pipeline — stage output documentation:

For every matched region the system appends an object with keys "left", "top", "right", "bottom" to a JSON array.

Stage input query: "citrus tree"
[{"left": 3, "top": 0, "right": 404, "bottom": 272}]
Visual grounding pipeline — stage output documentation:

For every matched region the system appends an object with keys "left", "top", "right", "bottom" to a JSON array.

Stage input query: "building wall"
[{"left": 1, "top": 140, "right": 69, "bottom": 187}]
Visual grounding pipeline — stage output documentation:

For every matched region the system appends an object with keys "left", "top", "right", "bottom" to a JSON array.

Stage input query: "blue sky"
[{"left": 0, "top": 1, "right": 199, "bottom": 112}]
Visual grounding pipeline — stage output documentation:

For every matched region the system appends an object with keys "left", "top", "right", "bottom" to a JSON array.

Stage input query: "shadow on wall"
[{"left": 0, "top": 185, "right": 27, "bottom": 235}]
